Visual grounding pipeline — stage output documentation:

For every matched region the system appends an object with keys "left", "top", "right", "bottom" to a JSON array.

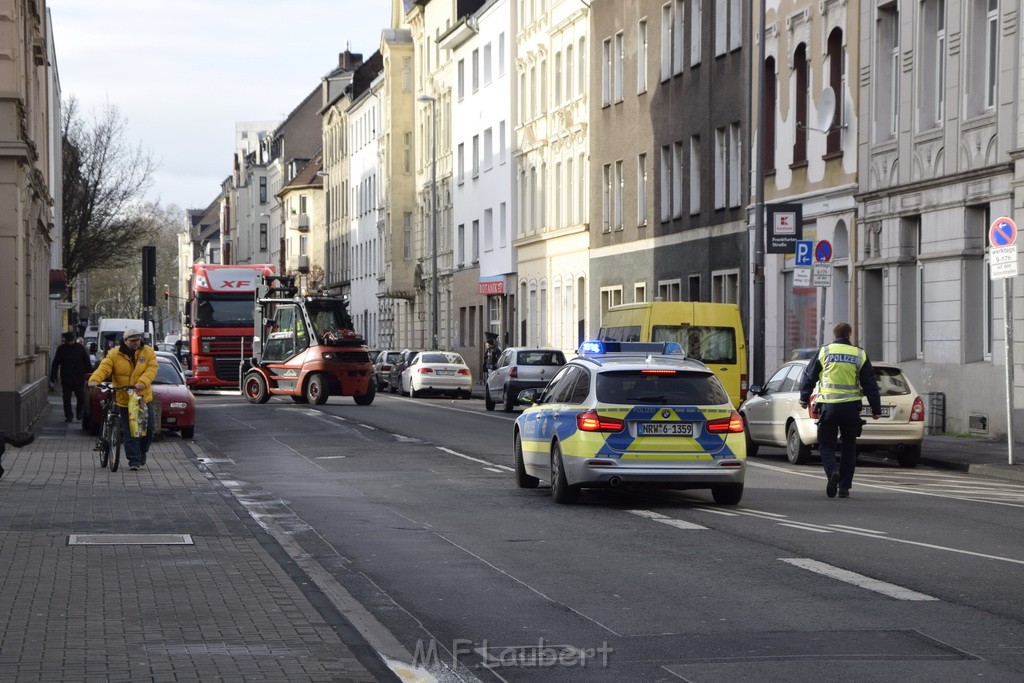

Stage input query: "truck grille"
[{"left": 214, "top": 358, "right": 244, "bottom": 382}]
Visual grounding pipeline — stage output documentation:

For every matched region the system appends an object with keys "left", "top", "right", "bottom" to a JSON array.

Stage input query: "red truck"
[{"left": 186, "top": 263, "right": 276, "bottom": 390}]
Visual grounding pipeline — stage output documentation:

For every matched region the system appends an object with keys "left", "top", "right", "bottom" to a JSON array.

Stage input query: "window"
[
  {"left": 661, "top": 4, "right": 672, "bottom": 81},
  {"left": 729, "top": 0, "right": 741, "bottom": 49},
  {"left": 457, "top": 142, "right": 465, "bottom": 184},
  {"left": 578, "top": 37, "right": 587, "bottom": 94},
  {"left": 600, "top": 286, "right": 624, "bottom": 322},
  {"left": 483, "top": 43, "right": 492, "bottom": 85},
  {"left": 555, "top": 162, "right": 562, "bottom": 227},
  {"left": 472, "top": 135, "right": 480, "bottom": 178},
  {"left": 688, "top": 274, "right": 700, "bottom": 300},
  {"left": 403, "top": 131, "right": 412, "bottom": 174},
  {"left": 566, "top": 44, "right": 574, "bottom": 99},
  {"left": 876, "top": 5, "right": 899, "bottom": 138},
  {"left": 458, "top": 58, "right": 465, "bottom": 99},
  {"left": 637, "top": 153, "right": 648, "bottom": 226},
  {"left": 985, "top": 0, "right": 998, "bottom": 109},
  {"left": 793, "top": 43, "right": 809, "bottom": 163},
  {"left": 711, "top": 270, "right": 739, "bottom": 303},
  {"left": 484, "top": 128, "right": 493, "bottom": 170},
  {"left": 765, "top": 57, "right": 777, "bottom": 172},
  {"left": 729, "top": 123, "right": 741, "bottom": 208},
  {"left": 826, "top": 28, "right": 844, "bottom": 153},
  {"left": 715, "top": 0, "right": 727, "bottom": 56},
  {"left": 499, "top": 32, "right": 505, "bottom": 75},
  {"left": 472, "top": 220, "right": 480, "bottom": 263},
  {"left": 259, "top": 177, "right": 267, "bottom": 203},
  {"left": 602, "top": 37, "right": 612, "bottom": 106},
  {"left": 403, "top": 212, "right": 412, "bottom": 259},
  {"left": 614, "top": 160, "right": 624, "bottom": 230},
  {"left": 500, "top": 202, "right": 507, "bottom": 247},
  {"left": 673, "top": 141, "right": 684, "bottom": 218},
  {"left": 457, "top": 223, "right": 465, "bottom": 265},
  {"left": 638, "top": 19, "right": 648, "bottom": 93},
  {"left": 658, "top": 279, "right": 682, "bottom": 301},
  {"left": 472, "top": 48, "right": 479, "bottom": 92},
  {"left": 660, "top": 145, "right": 672, "bottom": 221},
  {"left": 689, "top": 135, "right": 701, "bottom": 214},
  {"left": 920, "top": 0, "right": 946, "bottom": 128},
  {"left": 714, "top": 127, "right": 727, "bottom": 209},
  {"left": 259, "top": 223, "right": 268, "bottom": 251},
  {"left": 566, "top": 157, "right": 575, "bottom": 224},
  {"left": 579, "top": 152, "right": 587, "bottom": 223},
  {"left": 614, "top": 31, "right": 624, "bottom": 102},
  {"left": 690, "top": 0, "right": 701, "bottom": 67},
  {"left": 634, "top": 282, "right": 647, "bottom": 302},
  {"left": 674, "top": 0, "right": 685, "bottom": 74},
  {"left": 555, "top": 52, "right": 563, "bottom": 103},
  {"left": 499, "top": 121, "right": 506, "bottom": 164}
]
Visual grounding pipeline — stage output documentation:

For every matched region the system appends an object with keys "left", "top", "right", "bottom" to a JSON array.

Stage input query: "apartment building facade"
[{"left": 591, "top": 0, "right": 750, "bottom": 334}]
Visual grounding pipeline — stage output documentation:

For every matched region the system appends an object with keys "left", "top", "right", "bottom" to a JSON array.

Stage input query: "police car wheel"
[
  {"left": 514, "top": 432, "right": 539, "bottom": 489},
  {"left": 712, "top": 484, "right": 743, "bottom": 506},
  {"left": 550, "top": 442, "right": 579, "bottom": 504}
]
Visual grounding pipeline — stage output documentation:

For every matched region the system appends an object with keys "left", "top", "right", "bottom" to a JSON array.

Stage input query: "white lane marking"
[
  {"left": 395, "top": 435, "right": 422, "bottom": 443},
  {"left": 747, "top": 460, "right": 1024, "bottom": 509},
  {"left": 781, "top": 558, "right": 938, "bottom": 601},
  {"left": 316, "top": 456, "right": 347, "bottom": 460},
  {"left": 627, "top": 509, "right": 706, "bottom": 530},
  {"left": 482, "top": 467, "right": 504, "bottom": 473},
  {"left": 695, "top": 507, "right": 739, "bottom": 516},
  {"left": 739, "top": 508, "right": 788, "bottom": 518},
  {"left": 359, "top": 424, "right": 377, "bottom": 430},
  {"left": 435, "top": 447, "right": 515, "bottom": 472},
  {"left": 828, "top": 524, "right": 887, "bottom": 535},
  {"left": 778, "top": 523, "right": 832, "bottom": 534}
]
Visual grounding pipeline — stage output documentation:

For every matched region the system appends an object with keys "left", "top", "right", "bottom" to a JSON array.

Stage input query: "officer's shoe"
[{"left": 826, "top": 472, "right": 840, "bottom": 499}]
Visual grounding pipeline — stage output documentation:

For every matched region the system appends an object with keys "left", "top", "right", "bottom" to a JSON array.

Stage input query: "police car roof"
[{"left": 574, "top": 341, "right": 711, "bottom": 371}]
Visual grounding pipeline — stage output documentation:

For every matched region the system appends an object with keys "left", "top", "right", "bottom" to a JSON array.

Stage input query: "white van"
[{"left": 96, "top": 318, "right": 146, "bottom": 355}]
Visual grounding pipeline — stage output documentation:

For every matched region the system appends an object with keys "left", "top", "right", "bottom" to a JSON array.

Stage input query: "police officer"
[{"left": 798, "top": 322, "right": 882, "bottom": 499}]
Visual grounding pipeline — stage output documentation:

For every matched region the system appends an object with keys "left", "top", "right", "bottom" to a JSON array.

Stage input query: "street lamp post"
[{"left": 418, "top": 94, "right": 439, "bottom": 350}]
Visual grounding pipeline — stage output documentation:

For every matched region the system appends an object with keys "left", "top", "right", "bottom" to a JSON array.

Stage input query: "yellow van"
[{"left": 597, "top": 302, "right": 748, "bottom": 407}]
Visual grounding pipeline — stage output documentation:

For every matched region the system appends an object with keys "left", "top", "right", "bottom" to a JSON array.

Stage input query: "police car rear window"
[{"left": 595, "top": 370, "right": 730, "bottom": 405}]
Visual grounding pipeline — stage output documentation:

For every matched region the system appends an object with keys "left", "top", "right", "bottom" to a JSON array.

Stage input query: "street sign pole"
[{"left": 1005, "top": 278, "right": 1015, "bottom": 465}]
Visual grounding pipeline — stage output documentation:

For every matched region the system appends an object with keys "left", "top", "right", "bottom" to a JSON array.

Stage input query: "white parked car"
[
  {"left": 400, "top": 351, "right": 473, "bottom": 399},
  {"left": 739, "top": 359, "right": 926, "bottom": 467}
]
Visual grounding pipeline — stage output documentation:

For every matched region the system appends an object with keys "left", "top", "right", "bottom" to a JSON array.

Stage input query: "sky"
[{"left": 48, "top": 0, "right": 394, "bottom": 213}]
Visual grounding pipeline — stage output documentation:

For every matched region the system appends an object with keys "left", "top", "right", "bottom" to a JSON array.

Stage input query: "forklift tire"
[
  {"left": 306, "top": 374, "right": 329, "bottom": 406},
  {"left": 291, "top": 395, "right": 308, "bottom": 404},
  {"left": 354, "top": 382, "right": 375, "bottom": 406},
  {"left": 243, "top": 372, "right": 270, "bottom": 404}
]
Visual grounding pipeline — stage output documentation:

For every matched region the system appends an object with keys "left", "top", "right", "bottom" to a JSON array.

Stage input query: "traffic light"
[
  {"left": 142, "top": 246, "right": 157, "bottom": 306},
  {"left": 164, "top": 289, "right": 170, "bottom": 301}
]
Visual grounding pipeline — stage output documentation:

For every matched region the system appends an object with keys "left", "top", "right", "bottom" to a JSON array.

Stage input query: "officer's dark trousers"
[{"left": 817, "top": 401, "right": 862, "bottom": 490}]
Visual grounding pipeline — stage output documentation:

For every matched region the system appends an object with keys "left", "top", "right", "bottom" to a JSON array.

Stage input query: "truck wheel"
[
  {"left": 243, "top": 372, "right": 270, "bottom": 404},
  {"left": 354, "top": 382, "right": 375, "bottom": 406},
  {"left": 306, "top": 374, "right": 329, "bottom": 405}
]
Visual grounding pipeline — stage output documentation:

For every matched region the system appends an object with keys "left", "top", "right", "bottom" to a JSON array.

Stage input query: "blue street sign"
[
  {"left": 815, "top": 240, "right": 833, "bottom": 263},
  {"left": 795, "top": 240, "right": 813, "bottom": 267},
  {"left": 989, "top": 217, "right": 1018, "bottom": 247}
]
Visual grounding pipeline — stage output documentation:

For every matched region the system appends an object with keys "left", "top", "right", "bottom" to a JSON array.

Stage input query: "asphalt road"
[{"left": 190, "top": 390, "right": 1024, "bottom": 682}]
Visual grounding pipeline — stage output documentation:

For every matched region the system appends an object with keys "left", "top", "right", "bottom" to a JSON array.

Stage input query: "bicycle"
[{"left": 94, "top": 383, "right": 133, "bottom": 472}]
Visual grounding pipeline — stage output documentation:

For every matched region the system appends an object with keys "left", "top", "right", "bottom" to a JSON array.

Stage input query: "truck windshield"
[{"left": 193, "top": 296, "right": 253, "bottom": 327}]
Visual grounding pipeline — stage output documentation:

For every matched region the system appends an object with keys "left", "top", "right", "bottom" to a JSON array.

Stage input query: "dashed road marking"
[
  {"left": 627, "top": 509, "right": 706, "bottom": 530},
  {"left": 781, "top": 558, "right": 938, "bottom": 601}
]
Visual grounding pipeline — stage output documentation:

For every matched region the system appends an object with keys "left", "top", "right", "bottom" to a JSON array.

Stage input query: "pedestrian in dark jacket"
[
  {"left": 799, "top": 322, "right": 882, "bottom": 499},
  {"left": 50, "top": 331, "right": 93, "bottom": 422}
]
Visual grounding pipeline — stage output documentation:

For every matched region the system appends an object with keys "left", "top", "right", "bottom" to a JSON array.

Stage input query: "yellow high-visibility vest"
[{"left": 816, "top": 342, "right": 865, "bottom": 403}]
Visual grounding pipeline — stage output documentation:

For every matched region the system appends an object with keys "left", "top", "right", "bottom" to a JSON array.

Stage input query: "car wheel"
[
  {"left": 306, "top": 374, "right": 329, "bottom": 405},
  {"left": 741, "top": 414, "right": 759, "bottom": 457},
  {"left": 712, "top": 484, "right": 744, "bottom": 505},
  {"left": 502, "top": 386, "right": 515, "bottom": 413},
  {"left": 896, "top": 444, "right": 921, "bottom": 468},
  {"left": 410, "top": 383, "right": 420, "bottom": 398},
  {"left": 484, "top": 387, "right": 495, "bottom": 411},
  {"left": 354, "top": 382, "right": 375, "bottom": 406},
  {"left": 389, "top": 379, "right": 397, "bottom": 394},
  {"left": 786, "top": 422, "right": 811, "bottom": 465},
  {"left": 180, "top": 426, "right": 195, "bottom": 439},
  {"left": 243, "top": 372, "right": 270, "bottom": 404},
  {"left": 514, "top": 432, "right": 539, "bottom": 488},
  {"left": 550, "top": 441, "right": 579, "bottom": 504}
]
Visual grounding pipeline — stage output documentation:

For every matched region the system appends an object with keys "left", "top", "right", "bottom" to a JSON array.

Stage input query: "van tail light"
[
  {"left": 740, "top": 373, "right": 748, "bottom": 400},
  {"left": 417, "top": 367, "right": 434, "bottom": 374},
  {"left": 909, "top": 396, "right": 925, "bottom": 422},
  {"left": 509, "top": 366, "right": 518, "bottom": 379},
  {"left": 576, "top": 410, "right": 624, "bottom": 433},
  {"left": 706, "top": 411, "right": 745, "bottom": 433}
]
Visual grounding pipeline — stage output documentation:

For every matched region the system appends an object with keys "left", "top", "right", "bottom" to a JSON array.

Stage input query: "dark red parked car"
[{"left": 82, "top": 356, "right": 196, "bottom": 439}]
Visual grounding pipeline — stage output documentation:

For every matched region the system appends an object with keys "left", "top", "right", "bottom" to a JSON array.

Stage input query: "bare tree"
[{"left": 61, "top": 97, "right": 159, "bottom": 288}]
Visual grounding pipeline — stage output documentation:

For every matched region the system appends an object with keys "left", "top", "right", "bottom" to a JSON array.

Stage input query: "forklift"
[{"left": 240, "top": 275, "right": 375, "bottom": 406}]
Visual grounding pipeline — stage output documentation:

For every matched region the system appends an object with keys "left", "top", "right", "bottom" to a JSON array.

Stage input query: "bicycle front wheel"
[
  {"left": 109, "top": 419, "right": 121, "bottom": 472},
  {"left": 99, "top": 416, "right": 113, "bottom": 468}
]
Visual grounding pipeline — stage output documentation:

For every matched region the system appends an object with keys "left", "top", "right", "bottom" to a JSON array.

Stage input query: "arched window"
[
  {"left": 793, "top": 44, "right": 808, "bottom": 165},
  {"left": 764, "top": 56, "right": 777, "bottom": 172},
  {"left": 826, "top": 28, "right": 844, "bottom": 155}
]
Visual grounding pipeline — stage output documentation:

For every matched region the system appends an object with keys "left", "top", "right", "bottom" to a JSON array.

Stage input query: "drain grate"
[{"left": 68, "top": 534, "right": 193, "bottom": 545}]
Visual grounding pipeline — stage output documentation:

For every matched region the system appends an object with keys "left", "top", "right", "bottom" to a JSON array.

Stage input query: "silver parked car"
[
  {"left": 739, "top": 359, "right": 926, "bottom": 467},
  {"left": 485, "top": 347, "right": 567, "bottom": 412}
]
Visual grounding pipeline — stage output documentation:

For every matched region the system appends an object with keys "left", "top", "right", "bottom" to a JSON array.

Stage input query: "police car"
[{"left": 512, "top": 341, "right": 746, "bottom": 505}]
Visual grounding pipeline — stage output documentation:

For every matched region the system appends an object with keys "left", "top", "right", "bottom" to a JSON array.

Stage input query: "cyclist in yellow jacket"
[
  {"left": 88, "top": 327, "right": 158, "bottom": 471},
  {"left": 798, "top": 322, "right": 882, "bottom": 499}
]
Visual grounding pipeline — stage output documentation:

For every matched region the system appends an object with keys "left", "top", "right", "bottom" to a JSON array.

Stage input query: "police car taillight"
[
  {"left": 909, "top": 396, "right": 925, "bottom": 422},
  {"left": 706, "top": 412, "right": 744, "bottom": 433},
  {"left": 576, "top": 410, "right": 624, "bottom": 433}
]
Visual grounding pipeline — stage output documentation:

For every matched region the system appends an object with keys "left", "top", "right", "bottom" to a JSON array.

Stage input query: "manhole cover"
[{"left": 68, "top": 534, "right": 193, "bottom": 545}]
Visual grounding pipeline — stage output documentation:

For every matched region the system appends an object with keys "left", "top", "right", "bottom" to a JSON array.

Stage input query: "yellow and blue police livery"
[{"left": 512, "top": 341, "right": 747, "bottom": 505}]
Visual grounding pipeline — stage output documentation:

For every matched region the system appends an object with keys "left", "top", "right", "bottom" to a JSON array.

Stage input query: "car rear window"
[
  {"left": 385, "top": 352, "right": 402, "bottom": 363},
  {"left": 516, "top": 350, "right": 566, "bottom": 366},
  {"left": 422, "top": 352, "right": 465, "bottom": 364},
  {"left": 651, "top": 325, "right": 737, "bottom": 364},
  {"left": 595, "top": 370, "right": 730, "bottom": 405},
  {"left": 875, "top": 367, "right": 911, "bottom": 396}
]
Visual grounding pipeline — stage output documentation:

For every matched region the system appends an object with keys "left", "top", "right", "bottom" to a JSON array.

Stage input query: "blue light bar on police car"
[{"left": 578, "top": 341, "right": 684, "bottom": 355}]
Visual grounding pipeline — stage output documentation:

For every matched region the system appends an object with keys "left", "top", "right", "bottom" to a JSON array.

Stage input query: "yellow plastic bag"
[{"left": 127, "top": 391, "right": 147, "bottom": 438}]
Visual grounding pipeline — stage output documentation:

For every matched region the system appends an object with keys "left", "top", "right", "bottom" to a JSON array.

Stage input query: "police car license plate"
[
  {"left": 640, "top": 423, "right": 693, "bottom": 436},
  {"left": 860, "top": 406, "right": 892, "bottom": 417}
]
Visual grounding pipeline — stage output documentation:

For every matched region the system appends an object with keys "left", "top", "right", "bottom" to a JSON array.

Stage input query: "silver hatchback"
[{"left": 485, "top": 347, "right": 567, "bottom": 412}]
